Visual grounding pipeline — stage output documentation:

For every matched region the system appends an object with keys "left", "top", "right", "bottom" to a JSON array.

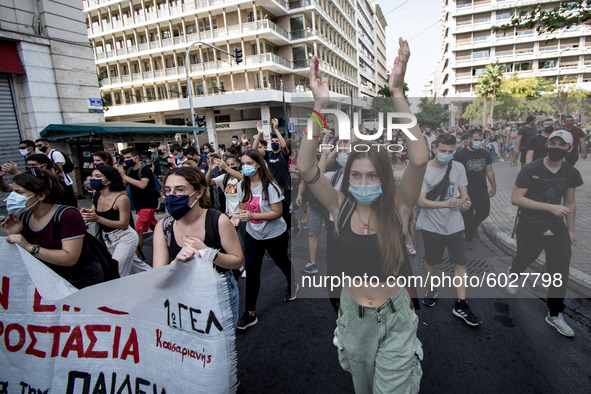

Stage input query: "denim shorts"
[{"left": 335, "top": 288, "right": 423, "bottom": 394}]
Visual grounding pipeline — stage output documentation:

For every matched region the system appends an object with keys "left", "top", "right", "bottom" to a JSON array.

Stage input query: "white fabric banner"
[{"left": 0, "top": 239, "right": 237, "bottom": 393}]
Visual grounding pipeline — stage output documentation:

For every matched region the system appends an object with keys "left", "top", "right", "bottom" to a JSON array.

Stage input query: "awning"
[
  {"left": 40, "top": 121, "right": 207, "bottom": 140},
  {"left": 0, "top": 41, "right": 25, "bottom": 75}
]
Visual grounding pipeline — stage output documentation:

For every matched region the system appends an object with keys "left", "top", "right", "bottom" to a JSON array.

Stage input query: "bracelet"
[
  {"left": 30, "top": 244, "right": 40, "bottom": 256},
  {"left": 303, "top": 165, "right": 321, "bottom": 184}
]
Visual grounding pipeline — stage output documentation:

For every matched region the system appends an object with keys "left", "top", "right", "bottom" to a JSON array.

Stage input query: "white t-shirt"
[
  {"left": 424, "top": 133, "right": 436, "bottom": 147},
  {"left": 48, "top": 149, "right": 73, "bottom": 186},
  {"left": 237, "top": 180, "right": 286, "bottom": 240},
  {"left": 416, "top": 161, "right": 468, "bottom": 235},
  {"left": 213, "top": 174, "right": 239, "bottom": 215}
]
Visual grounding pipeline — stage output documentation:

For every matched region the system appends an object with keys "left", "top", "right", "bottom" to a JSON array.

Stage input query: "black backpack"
[
  {"left": 49, "top": 149, "right": 74, "bottom": 173},
  {"left": 425, "top": 161, "right": 453, "bottom": 202}
]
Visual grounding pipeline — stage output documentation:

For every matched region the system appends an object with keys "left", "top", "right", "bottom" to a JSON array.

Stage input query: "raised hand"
[
  {"left": 388, "top": 38, "right": 410, "bottom": 97},
  {"left": 257, "top": 122, "right": 264, "bottom": 134},
  {"left": 309, "top": 56, "right": 329, "bottom": 108}
]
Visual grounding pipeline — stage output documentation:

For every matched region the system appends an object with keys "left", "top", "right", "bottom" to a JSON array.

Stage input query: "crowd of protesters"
[{"left": 0, "top": 38, "right": 589, "bottom": 393}]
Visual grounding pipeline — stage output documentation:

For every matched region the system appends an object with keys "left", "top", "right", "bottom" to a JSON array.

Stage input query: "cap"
[{"left": 548, "top": 130, "right": 573, "bottom": 145}]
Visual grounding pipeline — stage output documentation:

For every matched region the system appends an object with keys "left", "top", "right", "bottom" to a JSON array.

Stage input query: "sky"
[{"left": 375, "top": 0, "right": 443, "bottom": 97}]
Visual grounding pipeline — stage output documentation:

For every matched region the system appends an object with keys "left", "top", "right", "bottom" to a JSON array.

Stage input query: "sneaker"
[
  {"left": 237, "top": 311, "right": 258, "bottom": 330},
  {"left": 505, "top": 268, "right": 517, "bottom": 295},
  {"left": 453, "top": 300, "right": 482, "bottom": 327},
  {"left": 422, "top": 289, "right": 438, "bottom": 307},
  {"left": 499, "top": 157, "right": 504, "bottom": 162},
  {"left": 406, "top": 243, "right": 417, "bottom": 255},
  {"left": 302, "top": 261, "right": 318, "bottom": 274},
  {"left": 545, "top": 313, "right": 575, "bottom": 338},
  {"left": 285, "top": 283, "right": 299, "bottom": 302},
  {"left": 333, "top": 335, "right": 338, "bottom": 348},
  {"left": 465, "top": 240, "right": 473, "bottom": 250}
]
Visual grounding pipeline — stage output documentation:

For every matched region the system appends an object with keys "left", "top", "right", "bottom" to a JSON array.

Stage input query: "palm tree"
[
  {"left": 486, "top": 60, "right": 506, "bottom": 124},
  {"left": 475, "top": 74, "right": 493, "bottom": 126}
]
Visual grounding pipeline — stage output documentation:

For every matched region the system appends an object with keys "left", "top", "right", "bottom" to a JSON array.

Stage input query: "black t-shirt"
[
  {"left": 127, "top": 165, "right": 158, "bottom": 210},
  {"left": 518, "top": 126, "right": 538, "bottom": 151},
  {"left": 526, "top": 135, "right": 548, "bottom": 162},
  {"left": 515, "top": 159, "right": 583, "bottom": 223},
  {"left": 453, "top": 147, "right": 491, "bottom": 193},
  {"left": 264, "top": 150, "right": 290, "bottom": 191}
]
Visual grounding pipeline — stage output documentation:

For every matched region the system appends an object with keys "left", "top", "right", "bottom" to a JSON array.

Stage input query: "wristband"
[{"left": 30, "top": 244, "right": 40, "bottom": 256}]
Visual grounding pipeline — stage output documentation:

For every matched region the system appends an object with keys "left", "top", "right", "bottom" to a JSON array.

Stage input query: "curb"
[{"left": 481, "top": 218, "right": 591, "bottom": 298}]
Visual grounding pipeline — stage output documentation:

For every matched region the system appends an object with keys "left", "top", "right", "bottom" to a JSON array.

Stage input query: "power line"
[{"left": 386, "top": 18, "right": 441, "bottom": 57}]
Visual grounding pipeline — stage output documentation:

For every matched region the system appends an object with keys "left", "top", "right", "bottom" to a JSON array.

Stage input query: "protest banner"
[{"left": 0, "top": 239, "right": 237, "bottom": 393}]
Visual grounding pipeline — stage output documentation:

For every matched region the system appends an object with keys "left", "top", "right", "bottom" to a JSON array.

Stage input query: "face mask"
[
  {"left": 90, "top": 179, "right": 107, "bottom": 191},
  {"left": 203, "top": 148, "right": 209, "bottom": 154},
  {"left": 241, "top": 165, "right": 257, "bottom": 177},
  {"left": 164, "top": 191, "right": 198, "bottom": 221},
  {"left": 426, "top": 132, "right": 431, "bottom": 135},
  {"left": 231, "top": 166, "right": 239, "bottom": 172},
  {"left": 271, "top": 142, "right": 280, "bottom": 151},
  {"left": 336, "top": 153, "right": 348, "bottom": 168},
  {"left": 38, "top": 145, "right": 48, "bottom": 153},
  {"left": 94, "top": 162, "right": 104, "bottom": 168},
  {"left": 399, "top": 154, "right": 408, "bottom": 161},
  {"left": 471, "top": 141, "right": 483, "bottom": 150},
  {"left": 149, "top": 149, "right": 155, "bottom": 153},
  {"left": 124, "top": 159, "right": 135, "bottom": 168},
  {"left": 565, "top": 122, "right": 574, "bottom": 129},
  {"left": 436, "top": 152, "right": 453, "bottom": 164},
  {"left": 348, "top": 183, "right": 383, "bottom": 206},
  {"left": 6, "top": 192, "right": 39, "bottom": 216},
  {"left": 547, "top": 147, "right": 569, "bottom": 162},
  {"left": 175, "top": 155, "right": 181, "bottom": 160},
  {"left": 232, "top": 140, "right": 237, "bottom": 145},
  {"left": 19, "top": 148, "right": 30, "bottom": 156}
]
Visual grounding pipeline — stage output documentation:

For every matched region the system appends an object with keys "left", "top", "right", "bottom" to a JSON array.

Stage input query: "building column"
[
  {"left": 205, "top": 108, "right": 218, "bottom": 150},
  {"left": 260, "top": 103, "right": 272, "bottom": 142}
]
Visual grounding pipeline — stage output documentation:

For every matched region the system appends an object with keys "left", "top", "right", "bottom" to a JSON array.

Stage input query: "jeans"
[
  {"left": 487, "top": 146, "right": 497, "bottom": 163},
  {"left": 224, "top": 270, "right": 239, "bottom": 327},
  {"left": 244, "top": 230, "right": 294, "bottom": 311},
  {"left": 461, "top": 190, "right": 490, "bottom": 241},
  {"left": 510, "top": 220, "right": 571, "bottom": 315},
  {"left": 335, "top": 288, "right": 423, "bottom": 394}
]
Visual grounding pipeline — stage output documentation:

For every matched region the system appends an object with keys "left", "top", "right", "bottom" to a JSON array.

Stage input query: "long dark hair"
[
  {"left": 163, "top": 167, "right": 211, "bottom": 208},
  {"left": 13, "top": 169, "right": 63, "bottom": 204},
  {"left": 93, "top": 151, "right": 115, "bottom": 166},
  {"left": 240, "top": 149, "right": 282, "bottom": 203},
  {"left": 341, "top": 148, "right": 404, "bottom": 275},
  {"left": 93, "top": 165, "right": 125, "bottom": 192}
]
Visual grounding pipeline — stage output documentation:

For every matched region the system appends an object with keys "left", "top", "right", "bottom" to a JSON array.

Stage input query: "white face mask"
[
  {"left": 19, "top": 148, "right": 30, "bottom": 156},
  {"left": 6, "top": 192, "right": 39, "bottom": 215}
]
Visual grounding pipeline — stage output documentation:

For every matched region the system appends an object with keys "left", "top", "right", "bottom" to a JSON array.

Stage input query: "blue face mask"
[
  {"left": 241, "top": 165, "right": 257, "bottom": 177},
  {"left": 164, "top": 191, "right": 198, "bottom": 220},
  {"left": 175, "top": 155, "right": 181, "bottom": 160},
  {"left": 336, "top": 153, "right": 348, "bottom": 168},
  {"left": 124, "top": 159, "right": 135, "bottom": 168},
  {"left": 471, "top": 141, "right": 483, "bottom": 150},
  {"left": 231, "top": 166, "right": 239, "bottom": 172},
  {"left": 436, "top": 152, "right": 453, "bottom": 165},
  {"left": 90, "top": 178, "right": 107, "bottom": 191},
  {"left": 232, "top": 140, "right": 237, "bottom": 145},
  {"left": 6, "top": 192, "right": 39, "bottom": 215},
  {"left": 203, "top": 148, "right": 209, "bottom": 154},
  {"left": 348, "top": 183, "right": 383, "bottom": 206},
  {"left": 271, "top": 142, "right": 280, "bottom": 151}
]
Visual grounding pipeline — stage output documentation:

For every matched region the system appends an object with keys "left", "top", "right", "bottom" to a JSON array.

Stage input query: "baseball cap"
[{"left": 548, "top": 130, "right": 573, "bottom": 145}]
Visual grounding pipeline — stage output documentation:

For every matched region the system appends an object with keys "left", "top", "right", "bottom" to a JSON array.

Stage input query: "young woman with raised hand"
[
  {"left": 235, "top": 149, "right": 297, "bottom": 331},
  {"left": 81, "top": 165, "right": 150, "bottom": 276},
  {"left": 152, "top": 167, "right": 243, "bottom": 326},
  {"left": 296, "top": 39, "right": 428, "bottom": 393}
]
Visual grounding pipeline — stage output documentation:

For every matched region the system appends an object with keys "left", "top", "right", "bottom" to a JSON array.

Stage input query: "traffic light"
[
  {"left": 196, "top": 115, "right": 206, "bottom": 128},
  {"left": 234, "top": 47, "right": 243, "bottom": 64}
]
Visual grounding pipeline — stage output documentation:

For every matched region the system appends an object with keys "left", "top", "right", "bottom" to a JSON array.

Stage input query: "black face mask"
[
  {"left": 547, "top": 147, "right": 569, "bottom": 162},
  {"left": 38, "top": 145, "right": 48, "bottom": 153}
]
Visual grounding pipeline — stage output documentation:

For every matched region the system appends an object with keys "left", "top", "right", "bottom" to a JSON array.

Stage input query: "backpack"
[
  {"left": 49, "top": 149, "right": 75, "bottom": 173},
  {"left": 127, "top": 164, "right": 161, "bottom": 194},
  {"left": 336, "top": 196, "right": 420, "bottom": 310}
]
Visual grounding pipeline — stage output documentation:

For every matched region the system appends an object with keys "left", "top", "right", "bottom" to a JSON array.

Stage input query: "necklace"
[{"left": 356, "top": 209, "right": 372, "bottom": 235}]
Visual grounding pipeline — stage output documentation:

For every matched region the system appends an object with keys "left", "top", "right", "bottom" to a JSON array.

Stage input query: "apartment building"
[
  {"left": 84, "top": 0, "right": 387, "bottom": 146},
  {"left": 436, "top": 0, "right": 591, "bottom": 103}
]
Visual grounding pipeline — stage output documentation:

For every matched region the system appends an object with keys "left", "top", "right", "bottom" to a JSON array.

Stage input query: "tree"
[
  {"left": 372, "top": 82, "right": 409, "bottom": 116},
  {"left": 494, "top": 0, "right": 591, "bottom": 34},
  {"left": 486, "top": 61, "right": 505, "bottom": 124},
  {"left": 97, "top": 73, "right": 110, "bottom": 112},
  {"left": 474, "top": 74, "right": 493, "bottom": 126},
  {"left": 415, "top": 97, "right": 449, "bottom": 130}
]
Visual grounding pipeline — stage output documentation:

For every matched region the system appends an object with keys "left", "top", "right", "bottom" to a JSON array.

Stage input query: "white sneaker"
[
  {"left": 406, "top": 243, "right": 417, "bottom": 255},
  {"left": 333, "top": 335, "right": 338, "bottom": 347},
  {"left": 545, "top": 313, "right": 575, "bottom": 338}
]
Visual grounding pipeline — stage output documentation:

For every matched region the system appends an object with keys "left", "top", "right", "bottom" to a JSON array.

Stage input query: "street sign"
[{"left": 88, "top": 98, "right": 103, "bottom": 113}]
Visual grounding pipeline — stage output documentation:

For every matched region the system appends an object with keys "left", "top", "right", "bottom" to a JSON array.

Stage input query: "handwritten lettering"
[{"left": 155, "top": 329, "right": 213, "bottom": 367}]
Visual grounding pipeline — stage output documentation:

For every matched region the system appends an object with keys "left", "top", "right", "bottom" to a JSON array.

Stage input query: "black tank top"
[
  {"left": 93, "top": 192, "right": 124, "bottom": 233},
  {"left": 337, "top": 213, "right": 388, "bottom": 280}
]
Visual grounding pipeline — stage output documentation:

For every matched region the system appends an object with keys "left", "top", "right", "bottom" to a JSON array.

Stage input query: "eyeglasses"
[{"left": 161, "top": 186, "right": 194, "bottom": 196}]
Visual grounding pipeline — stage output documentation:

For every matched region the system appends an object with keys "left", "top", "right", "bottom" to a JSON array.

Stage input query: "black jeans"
[
  {"left": 244, "top": 230, "right": 294, "bottom": 311},
  {"left": 510, "top": 220, "right": 571, "bottom": 315},
  {"left": 462, "top": 190, "right": 490, "bottom": 241}
]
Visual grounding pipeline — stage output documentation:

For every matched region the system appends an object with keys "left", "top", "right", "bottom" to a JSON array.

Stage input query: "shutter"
[{"left": 0, "top": 73, "right": 23, "bottom": 207}]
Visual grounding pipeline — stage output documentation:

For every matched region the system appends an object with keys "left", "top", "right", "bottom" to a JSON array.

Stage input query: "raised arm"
[
  {"left": 273, "top": 118, "right": 289, "bottom": 156},
  {"left": 390, "top": 38, "right": 429, "bottom": 212}
]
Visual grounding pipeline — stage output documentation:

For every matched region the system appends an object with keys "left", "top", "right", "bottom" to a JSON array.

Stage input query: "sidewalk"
[{"left": 481, "top": 156, "right": 591, "bottom": 297}]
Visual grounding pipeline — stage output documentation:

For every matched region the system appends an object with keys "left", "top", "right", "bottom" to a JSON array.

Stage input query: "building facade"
[
  {"left": 435, "top": 0, "right": 591, "bottom": 119},
  {"left": 84, "top": 0, "right": 387, "bottom": 146}
]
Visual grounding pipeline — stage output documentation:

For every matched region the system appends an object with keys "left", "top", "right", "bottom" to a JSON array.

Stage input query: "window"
[
  {"left": 560, "top": 57, "right": 578, "bottom": 68},
  {"left": 169, "top": 85, "right": 180, "bottom": 98},
  {"left": 251, "top": 43, "right": 258, "bottom": 55},
  {"left": 186, "top": 24, "right": 196, "bottom": 34},
  {"left": 157, "top": 86, "right": 166, "bottom": 100},
  {"left": 560, "top": 38, "right": 580, "bottom": 50},
  {"left": 190, "top": 53, "right": 201, "bottom": 64},
  {"left": 496, "top": 46, "right": 513, "bottom": 57},
  {"left": 456, "top": 0, "right": 472, "bottom": 8},
  {"left": 473, "top": 31, "right": 489, "bottom": 42},
  {"left": 456, "top": 33, "right": 471, "bottom": 44},
  {"left": 176, "top": 56, "right": 184, "bottom": 67},
  {"left": 496, "top": 11, "right": 511, "bottom": 21},
  {"left": 472, "top": 49, "right": 489, "bottom": 59},
  {"left": 194, "top": 81, "right": 204, "bottom": 95},
  {"left": 473, "top": 13, "right": 490, "bottom": 24},
  {"left": 585, "top": 55, "right": 591, "bottom": 66},
  {"left": 456, "top": 50, "right": 471, "bottom": 60},
  {"left": 540, "top": 41, "right": 558, "bottom": 52},
  {"left": 516, "top": 28, "right": 533, "bottom": 36},
  {"left": 124, "top": 91, "right": 132, "bottom": 104},
  {"left": 161, "top": 30, "right": 171, "bottom": 39},
  {"left": 456, "top": 15, "right": 471, "bottom": 26},
  {"left": 539, "top": 59, "right": 556, "bottom": 69},
  {"left": 199, "top": 18, "right": 211, "bottom": 32},
  {"left": 165, "top": 58, "right": 175, "bottom": 68},
  {"left": 135, "top": 90, "right": 142, "bottom": 102},
  {"left": 146, "top": 88, "right": 155, "bottom": 101},
  {"left": 114, "top": 92, "right": 121, "bottom": 105},
  {"left": 473, "top": 67, "right": 486, "bottom": 76},
  {"left": 514, "top": 61, "right": 532, "bottom": 71},
  {"left": 515, "top": 44, "right": 533, "bottom": 54}
]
